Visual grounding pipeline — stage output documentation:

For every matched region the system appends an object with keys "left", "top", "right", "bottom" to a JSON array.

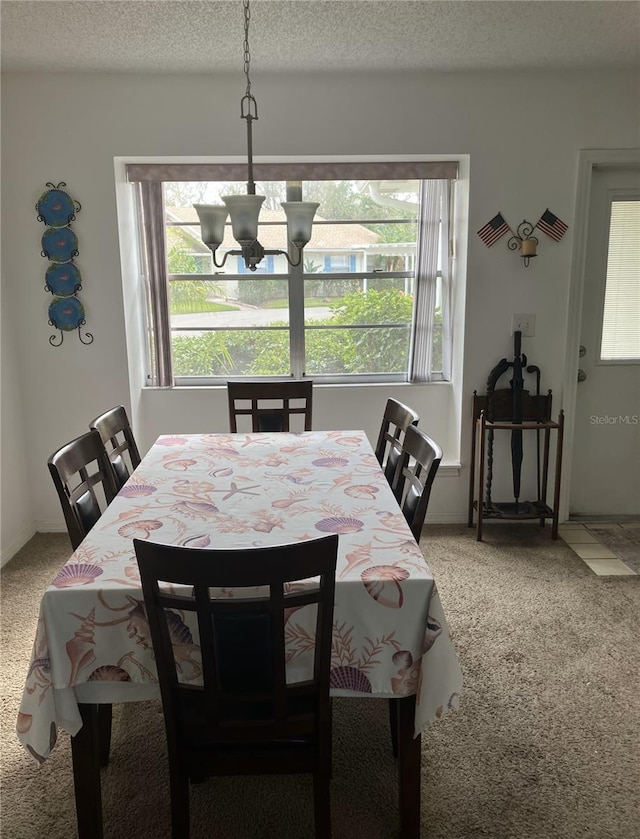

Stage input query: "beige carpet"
[{"left": 2, "top": 526, "right": 639, "bottom": 839}]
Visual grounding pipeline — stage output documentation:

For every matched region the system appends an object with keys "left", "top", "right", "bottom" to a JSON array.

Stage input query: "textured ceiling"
[{"left": 1, "top": 1, "right": 639, "bottom": 74}]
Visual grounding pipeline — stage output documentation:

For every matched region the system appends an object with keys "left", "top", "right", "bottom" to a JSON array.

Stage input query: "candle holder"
[{"left": 508, "top": 220, "right": 538, "bottom": 267}]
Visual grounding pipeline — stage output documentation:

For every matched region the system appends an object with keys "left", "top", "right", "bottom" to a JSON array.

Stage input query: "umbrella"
[{"left": 510, "top": 331, "right": 525, "bottom": 512}]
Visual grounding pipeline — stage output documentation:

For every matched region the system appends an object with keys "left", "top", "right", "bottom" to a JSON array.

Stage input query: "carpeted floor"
[{"left": 2, "top": 525, "right": 639, "bottom": 839}]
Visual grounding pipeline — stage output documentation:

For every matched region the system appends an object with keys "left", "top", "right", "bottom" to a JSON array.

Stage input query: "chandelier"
[{"left": 194, "top": 0, "right": 319, "bottom": 272}]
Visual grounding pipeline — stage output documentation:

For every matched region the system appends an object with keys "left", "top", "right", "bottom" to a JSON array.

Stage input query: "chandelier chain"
[
  {"left": 191, "top": 0, "right": 316, "bottom": 270},
  {"left": 243, "top": 0, "right": 252, "bottom": 98}
]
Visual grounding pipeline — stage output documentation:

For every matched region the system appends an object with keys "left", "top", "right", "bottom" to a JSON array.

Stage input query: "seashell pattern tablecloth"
[{"left": 18, "top": 431, "right": 463, "bottom": 762}]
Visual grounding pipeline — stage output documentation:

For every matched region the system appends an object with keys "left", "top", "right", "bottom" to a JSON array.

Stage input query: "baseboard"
[
  {"left": 439, "top": 463, "right": 461, "bottom": 477},
  {"left": 34, "top": 521, "right": 68, "bottom": 534},
  {"left": 0, "top": 522, "right": 37, "bottom": 568},
  {"left": 423, "top": 512, "right": 468, "bottom": 524}
]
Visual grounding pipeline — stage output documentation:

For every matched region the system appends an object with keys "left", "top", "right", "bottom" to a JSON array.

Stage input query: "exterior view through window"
[{"left": 133, "top": 169, "right": 455, "bottom": 385}]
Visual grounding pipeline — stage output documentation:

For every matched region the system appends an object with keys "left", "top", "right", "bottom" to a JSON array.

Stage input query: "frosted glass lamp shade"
[
  {"left": 193, "top": 204, "right": 228, "bottom": 248},
  {"left": 222, "top": 194, "right": 265, "bottom": 243},
  {"left": 282, "top": 202, "right": 320, "bottom": 247}
]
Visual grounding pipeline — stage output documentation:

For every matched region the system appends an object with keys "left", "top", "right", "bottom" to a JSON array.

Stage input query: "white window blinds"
[{"left": 600, "top": 199, "right": 640, "bottom": 361}]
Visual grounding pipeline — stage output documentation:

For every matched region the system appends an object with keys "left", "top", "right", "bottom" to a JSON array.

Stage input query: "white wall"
[
  {"left": 1, "top": 68, "right": 638, "bottom": 557},
  {"left": 0, "top": 282, "right": 33, "bottom": 564}
]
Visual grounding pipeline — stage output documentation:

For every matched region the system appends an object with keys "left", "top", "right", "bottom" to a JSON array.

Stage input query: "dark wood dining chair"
[
  {"left": 374, "top": 398, "right": 419, "bottom": 486},
  {"left": 89, "top": 405, "right": 141, "bottom": 491},
  {"left": 134, "top": 534, "right": 338, "bottom": 839},
  {"left": 48, "top": 429, "right": 119, "bottom": 765},
  {"left": 227, "top": 379, "right": 313, "bottom": 432},
  {"left": 48, "top": 430, "right": 119, "bottom": 552},
  {"left": 388, "top": 425, "right": 442, "bottom": 757},
  {"left": 392, "top": 424, "right": 443, "bottom": 541}
]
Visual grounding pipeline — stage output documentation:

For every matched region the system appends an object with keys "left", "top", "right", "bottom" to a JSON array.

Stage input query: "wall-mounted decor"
[
  {"left": 477, "top": 209, "right": 568, "bottom": 267},
  {"left": 36, "top": 182, "right": 93, "bottom": 346}
]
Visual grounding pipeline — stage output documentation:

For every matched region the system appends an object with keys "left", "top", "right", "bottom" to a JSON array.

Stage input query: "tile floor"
[{"left": 558, "top": 522, "right": 640, "bottom": 576}]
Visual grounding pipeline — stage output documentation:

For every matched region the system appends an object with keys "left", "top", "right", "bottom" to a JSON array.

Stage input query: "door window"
[{"left": 600, "top": 198, "right": 640, "bottom": 362}]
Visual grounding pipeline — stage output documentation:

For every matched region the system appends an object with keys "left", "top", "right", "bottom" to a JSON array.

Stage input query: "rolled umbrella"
[
  {"left": 526, "top": 364, "right": 542, "bottom": 500},
  {"left": 510, "top": 331, "right": 525, "bottom": 513}
]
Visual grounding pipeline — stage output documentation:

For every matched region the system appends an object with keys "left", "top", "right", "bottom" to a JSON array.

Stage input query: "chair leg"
[
  {"left": 389, "top": 698, "right": 399, "bottom": 758},
  {"left": 169, "top": 768, "right": 190, "bottom": 839},
  {"left": 313, "top": 771, "right": 332, "bottom": 839},
  {"left": 98, "top": 704, "right": 112, "bottom": 768},
  {"left": 328, "top": 699, "right": 334, "bottom": 779}
]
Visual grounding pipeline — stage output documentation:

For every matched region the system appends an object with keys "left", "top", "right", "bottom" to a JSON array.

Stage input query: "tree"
[
  {"left": 167, "top": 245, "right": 227, "bottom": 313},
  {"left": 167, "top": 244, "right": 199, "bottom": 274},
  {"left": 164, "top": 182, "right": 210, "bottom": 206}
]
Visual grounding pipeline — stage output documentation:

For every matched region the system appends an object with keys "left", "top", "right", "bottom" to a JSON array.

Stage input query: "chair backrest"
[
  {"left": 227, "top": 380, "right": 313, "bottom": 432},
  {"left": 392, "top": 425, "right": 442, "bottom": 541},
  {"left": 374, "top": 398, "right": 419, "bottom": 485},
  {"left": 89, "top": 405, "right": 141, "bottom": 490},
  {"left": 48, "top": 430, "right": 119, "bottom": 550},
  {"left": 134, "top": 535, "right": 338, "bottom": 776}
]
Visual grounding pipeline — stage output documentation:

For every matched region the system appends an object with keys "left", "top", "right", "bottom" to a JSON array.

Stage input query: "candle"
[{"left": 521, "top": 238, "right": 537, "bottom": 257}]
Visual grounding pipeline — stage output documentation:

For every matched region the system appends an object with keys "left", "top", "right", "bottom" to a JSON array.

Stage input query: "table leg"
[
  {"left": 477, "top": 417, "right": 487, "bottom": 542},
  {"left": 551, "top": 411, "right": 565, "bottom": 540},
  {"left": 389, "top": 698, "right": 399, "bottom": 758},
  {"left": 71, "top": 703, "right": 104, "bottom": 839},
  {"left": 98, "top": 704, "right": 112, "bottom": 768},
  {"left": 397, "top": 695, "right": 421, "bottom": 839}
]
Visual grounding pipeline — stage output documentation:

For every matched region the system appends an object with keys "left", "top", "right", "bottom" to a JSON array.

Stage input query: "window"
[
  {"left": 600, "top": 198, "right": 640, "bottom": 362},
  {"left": 130, "top": 161, "right": 457, "bottom": 386}
]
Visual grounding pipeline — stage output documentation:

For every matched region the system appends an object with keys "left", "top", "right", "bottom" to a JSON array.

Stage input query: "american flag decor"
[
  {"left": 477, "top": 212, "right": 510, "bottom": 247},
  {"left": 536, "top": 209, "right": 568, "bottom": 242}
]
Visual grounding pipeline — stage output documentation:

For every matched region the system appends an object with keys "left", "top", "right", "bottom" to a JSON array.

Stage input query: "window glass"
[
  {"left": 153, "top": 174, "right": 449, "bottom": 383},
  {"left": 600, "top": 199, "right": 640, "bottom": 361}
]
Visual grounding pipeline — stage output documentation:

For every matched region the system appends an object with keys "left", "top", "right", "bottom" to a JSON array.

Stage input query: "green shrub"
[{"left": 171, "top": 289, "right": 428, "bottom": 377}]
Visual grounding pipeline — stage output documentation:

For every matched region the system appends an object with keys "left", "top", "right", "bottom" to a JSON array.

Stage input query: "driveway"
[{"left": 172, "top": 306, "right": 333, "bottom": 329}]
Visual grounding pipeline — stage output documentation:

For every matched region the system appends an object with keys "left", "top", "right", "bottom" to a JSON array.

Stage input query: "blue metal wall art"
[{"left": 36, "top": 182, "right": 93, "bottom": 346}]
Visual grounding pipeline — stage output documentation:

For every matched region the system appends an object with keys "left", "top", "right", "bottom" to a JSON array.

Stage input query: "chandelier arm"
[
  {"left": 206, "top": 246, "right": 305, "bottom": 272},
  {"left": 263, "top": 248, "right": 303, "bottom": 268},
  {"left": 211, "top": 249, "right": 232, "bottom": 269}
]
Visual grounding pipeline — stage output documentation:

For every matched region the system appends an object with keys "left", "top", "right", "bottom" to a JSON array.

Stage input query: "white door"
[{"left": 570, "top": 166, "right": 640, "bottom": 516}]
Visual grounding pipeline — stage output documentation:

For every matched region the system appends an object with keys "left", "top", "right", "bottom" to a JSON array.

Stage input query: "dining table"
[{"left": 18, "top": 430, "right": 463, "bottom": 838}]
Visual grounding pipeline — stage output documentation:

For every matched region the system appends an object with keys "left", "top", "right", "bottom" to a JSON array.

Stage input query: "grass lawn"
[{"left": 169, "top": 301, "right": 239, "bottom": 315}]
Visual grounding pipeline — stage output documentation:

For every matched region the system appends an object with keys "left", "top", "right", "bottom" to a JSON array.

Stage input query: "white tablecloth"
[{"left": 19, "top": 431, "right": 462, "bottom": 762}]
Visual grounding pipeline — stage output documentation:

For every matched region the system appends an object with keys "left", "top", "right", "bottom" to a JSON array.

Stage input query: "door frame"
[{"left": 560, "top": 148, "right": 640, "bottom": 520}]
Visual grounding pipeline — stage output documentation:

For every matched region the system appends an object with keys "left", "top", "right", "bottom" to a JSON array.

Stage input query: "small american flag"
[
  {"left": 536, "top": 209, "right": 568, "bottom": 242},
  {"left": 477, "top": 212, "right": 510, "bottom": 247}
]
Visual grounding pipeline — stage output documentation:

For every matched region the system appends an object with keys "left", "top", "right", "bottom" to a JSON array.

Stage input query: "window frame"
[{"left": 129, "top": 160, "right": 458, "bottom": 387}]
